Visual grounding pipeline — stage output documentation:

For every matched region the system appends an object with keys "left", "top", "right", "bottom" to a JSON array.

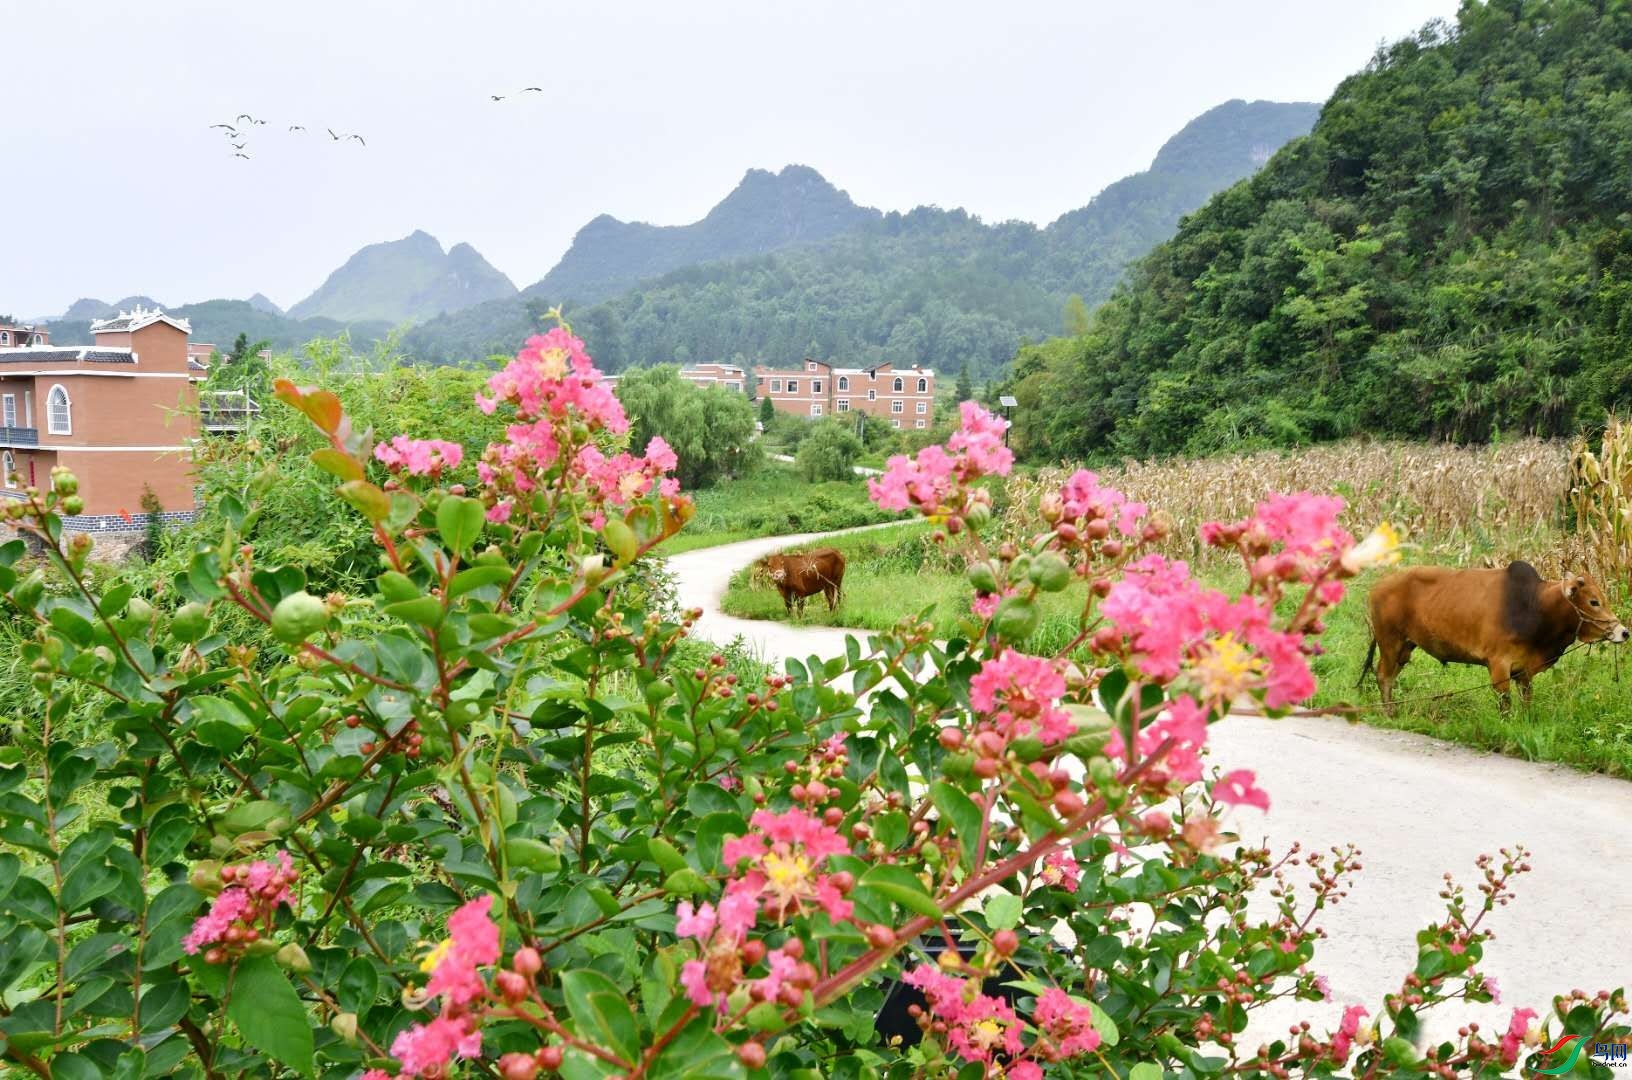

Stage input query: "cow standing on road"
[
  {"left": 759, "top": 548, "right": 846, "bottom": 615},
  {"left": 1362, "top": 561, "right": 1628, "bottom": 707}
]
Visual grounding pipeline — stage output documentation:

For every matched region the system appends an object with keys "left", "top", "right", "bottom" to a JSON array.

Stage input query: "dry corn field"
[{"left": 1002, "top": 437, "right": 1632, "bottom": 598}]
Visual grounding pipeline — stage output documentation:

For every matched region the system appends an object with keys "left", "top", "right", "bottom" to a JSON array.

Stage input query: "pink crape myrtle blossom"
[
  {"left": 721, "top": 808, "right": 854, "bottom": 923},
  {"left": 1038, "top": 850, "right": 1081, "bottom": 892},
  {"left": 1032, "top": 988, "right": 1103, "bottom": 1060},
  {"left": 476, "top": 327, "right": 627, "bottom": 433},
  {"left": 389, "top": 1015, "right": 483, "bottom": 1077},
  {"left": 422, "top": 895, "right": 502, "bottom": 1006},
  {"left": 575, "top": 436, "right": 681, "bottom": 509},
  {"left": 1104, "top": 694, "right": 1212, "bottom": 787},
  {"left": 184, "top": 850, "right": 297, "bottom": 957},
  {"left": 374, "top": 436, "right": 463, "bottom": 477},
  {"left": 1214, "top": 769, "right": 1271, "bottom": 812},
  {"left": 1499, "top": 1007, "right": 1538, "bottom": 1066},
  {"left": 1330, "top": 1004, "right": 1370, "bottom": 1062},
  {"left": 902, "top": 965, "right": 1023, "bottom": 1064},
  {"left": 971, "top": 585, "right": 1017, "bottom": 620},
  {"left": 1482, "top": 975, "right": 1501, "bottom": 1004},
  {"left": 868, "top": 403, "right": 1011, "bottom": 515},
  {"left": 1202, "top": 492, "right": 1354, "bottom": 585},
  {"left": 968, "top": 648, "right": 1074, "bottom": 745}
]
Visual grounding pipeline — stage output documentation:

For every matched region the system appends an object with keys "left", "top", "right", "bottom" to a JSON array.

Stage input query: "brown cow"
[
  {"left": 1362, "top": 561, "right": 1628, "bottom": 707},
  {"left": 759, "top": 548, "right": 846, "bottom": 615}
]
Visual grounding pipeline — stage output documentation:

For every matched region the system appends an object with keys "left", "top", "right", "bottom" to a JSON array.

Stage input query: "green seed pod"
[
  {"left": 61, "top": 495, "right": 84, "bottom": 517},
  {"left": 125, "top": 597, "right": 156, "bottom": 625},
  {"left": 270, "top": 591, "right": 329, "bottom": 644},
  {"left": 1028, "top": 551, "right": 1072, "bottom": 593},
  {"left": 171, "top": 602, "right": 210, "bottom": 644},
  {"left": 967, "top": 560, "right": 1000, "bottom": 594}
]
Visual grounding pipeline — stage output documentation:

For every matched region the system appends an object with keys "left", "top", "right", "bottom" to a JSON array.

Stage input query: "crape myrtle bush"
[{"left": 0, "top": 321, "right": 1624, "bottom": 1079}]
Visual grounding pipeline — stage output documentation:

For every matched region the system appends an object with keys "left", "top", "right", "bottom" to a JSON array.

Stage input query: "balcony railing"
[
  {"left": 198, "top": 391, "right": 262, "bottom": 433},
  {"left": 0, "top": 425, "right": 38, "bottom": 447}
]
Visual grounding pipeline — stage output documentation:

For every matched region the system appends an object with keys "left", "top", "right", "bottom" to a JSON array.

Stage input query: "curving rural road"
[{"left": 666, "top": 528, "right": 1632, "bottom": 1039}]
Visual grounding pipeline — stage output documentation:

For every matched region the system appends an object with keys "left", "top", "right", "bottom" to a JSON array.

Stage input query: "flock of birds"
[
  {"left": 210, "top": 89, "right": 544, "bottom": 160},
  {"left": 209, "top": 114, "right": 365, "bottom": 159}
]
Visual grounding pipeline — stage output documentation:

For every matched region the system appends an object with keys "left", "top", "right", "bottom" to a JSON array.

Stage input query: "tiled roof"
[
  {"left": 187, "top": 358, "right": 207, "bottom": 371},
  {"left": 0, "top": 347, "right": 136, "bottom": 364},
  {"left": 88, "top": 306, "right": 192, "bottom": 335}
]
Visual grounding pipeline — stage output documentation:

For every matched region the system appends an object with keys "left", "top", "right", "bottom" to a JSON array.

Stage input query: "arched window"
[
  {"left": 47, "top": 385, "right": 72, "bottom": 435},
  {"left": 892, "top": 376, "right": 903, "bottom": 392},
  {"left": 2, "top": 451, "right": 14, "bottom": 489},
  {"left": 0, "top": 332, "right": 9, "bottom": 345},
  {"left": 917, "top": 377, "right": 927, "bottom": 393},
  {"left": 837, "top": 376, "right": 848, "bottom": 391}
]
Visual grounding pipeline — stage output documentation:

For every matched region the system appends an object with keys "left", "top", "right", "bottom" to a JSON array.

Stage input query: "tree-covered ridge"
[
  {"left": 406, "top": 100, "right": 1318, "bottom": 375},
  {"left": 44, "top": 299, "right": 393, "bottom": 352},
  {"left": 527, "top": 164, "right": 881, "bottom": 305},
  {"left": 1005, "top": 0, "right": 1632, "bottom": 462}
]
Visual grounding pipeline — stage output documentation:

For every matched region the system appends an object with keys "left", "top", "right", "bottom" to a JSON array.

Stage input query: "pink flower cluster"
[
  {"left": 1201, "top": 492, "right": 1354, "bottom": 586},
  {"left": 374, "top": 436, "right": 463, "bottom": 477},
  {"left": 1099, "top": 554, "right": 1317, "bottom": 708},
  {"left": 968, "top": 648, "right": 1074, "bottom": 746},
  {"left": 1498, "top": 1007, "right": 1537, "bottom": 1066},
  {"left": 573, "top": 436, "right": 681, "bottom": 527},
  {"left": 1330, "top": 1004, "right": 1369, "bottom": 1062},
  {"left": 868, "top": 402, "right": 1012, "bottom": 515},
  {"left": 476, "top": 327, "right": 626, "bottom": 432},
  {"left": 676, "top": 892, "right": 802, "bottom": 1010},
  {"left": 1214, "top": 769, "right": 1272, "bottom": 811},
  {"left": 1104, "top": 692, "right": 1213, "bottom": 787},
  {"left": 1031, "top": 987, "right": 1104, "bottom": 1060},
  {"left": 366, "top": 896, "right": 501, "bottom": 1078},
  {"left": 1038, "top": 850, "right": 1081, "bottom": 893},
  {"left": 904, "top": 965, "right": 1023, "bottom": 1064},
  {"left": 184, "top": 851, "right": 297, "bottom": 960},
  {"left": 720, "top": 807, "right": 854, "bottom": 924}
]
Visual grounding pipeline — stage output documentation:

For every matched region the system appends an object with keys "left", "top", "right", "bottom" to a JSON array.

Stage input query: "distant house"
[
  {"left": 753, "top": 359, "right": 935, "bottom": 429},
  {"left": 0, "top": 307, "right": 201, "bottom": 532},
  {"left": 679, "top": 362, "right": 747, "bottom": 392}
]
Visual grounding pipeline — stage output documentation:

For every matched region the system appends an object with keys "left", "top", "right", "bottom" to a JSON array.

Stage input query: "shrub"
[
  {"left": 0, "top": 325, "right": 1622, "bottom": 1078},
  {"left": 796, "top": 420, "right": 863, "bottom": 482}
]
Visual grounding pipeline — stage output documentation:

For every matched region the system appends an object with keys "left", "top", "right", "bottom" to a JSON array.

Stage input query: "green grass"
[
  {"left": 722, "top": 530, "right": 1632, "bottom": 777},
  {"left": 655, "top": 463, "right": 900, "bottom": 554}
]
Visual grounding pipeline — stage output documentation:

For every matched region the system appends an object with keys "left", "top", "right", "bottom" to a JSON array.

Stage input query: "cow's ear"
[{"left": 1564, "top": 576, "right": 1580, "bottom": 598}]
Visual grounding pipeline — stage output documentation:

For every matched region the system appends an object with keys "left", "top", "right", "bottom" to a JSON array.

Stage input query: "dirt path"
[{"left": 666, "top": 530, "right": 1632, "bottom": 1036}]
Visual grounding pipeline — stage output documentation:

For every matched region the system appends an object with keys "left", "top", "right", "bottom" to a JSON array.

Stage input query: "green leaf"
[
  {"left": 449, "top": 564, "right": 513, "bottom": 598},
  {"left": 310, "top": 448, "right": 364, "bottom": 483},
  {"left": 1130, "top": 1064, "right": 1163, "bottom": 1080},
  {"left": 930, "top": 781, "right": 983, "bottom": 870},
  {"left": 227, "top": 955, "right": 315, "bottom": 1076},
  {"left": 338, "top": 480, "right": 391, "bottom": 523},
  {"left": 858, "top": 865, "right": 941, "bottom": 919},
  {"left": 982, "top": 892, "right": 1022, "bottom": 932},
  {"left": 382, "top": 596, "right": 445, "bottom": 627},
  {"left": 646, "top": 837, "right": 689, "bottom": 875},
  {"left": 0, "top": 926, "right": 47, "bottom": 991},
  {"left": 436, "top": 495, "right": 485, "bottom": 556},
  {"left": 561, "top": 969, "right": 641, "bottom": 1065},
  {"left": 192, "top": 696, "right": 257, "bottom": 753},
  {"left": 144, "top": 804, "right": 196, "bottom": 867},
  {"left": 337, "top": 957, "right": 379, "bottom": 1013}
]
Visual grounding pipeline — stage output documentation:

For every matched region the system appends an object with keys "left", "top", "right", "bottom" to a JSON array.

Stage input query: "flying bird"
[
  {"left": 231, "top": 142, "right": 246, "bottom": 150},
  {"left": 327, "top": 128, "right": 341, "bottom": 140},
  {"left": 288, "top": 124, "right": 305, "bottom": 133},
  {"left": 490, "top": 93, "right": 505, "bottom": 101},
  {"left": 209, "top": 123, "right": 236, "bottom": 131},
  {"left": 346, "top": 133, "right": 366, "bottom": 146},
  {"left": 236, "top": 114, "right": 256, "bottom": 123},
  {"left": 233, "top": 152, "right": 250, "bottom": 160}
]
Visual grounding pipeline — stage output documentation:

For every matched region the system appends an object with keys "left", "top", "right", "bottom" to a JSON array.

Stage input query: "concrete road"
[{"left": 666, "top": 530, "right": 1632, "bottom": 1040}]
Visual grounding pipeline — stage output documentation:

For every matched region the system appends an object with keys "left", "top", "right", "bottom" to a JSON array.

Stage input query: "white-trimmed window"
[
  {"left": 812, "top": 380, "right": 822, "bottom": 394},
  {"left": 2, "top": 394, "right": 14, "bottom": 427},
  {"left": 787, "top": 379, "right": 798, "bottom": 394},
  {"left": 916, "top": 401, "right": 928, "bottom": 414},
  {"left": 892, "top": 418, "right": 902, "bottom": 429},
  {"left": 2, "top": 451, "right": 14, "bottom": 488},
  {"left": 867, "top": 389, "right": 876, "bottom": 401},
  {"left": 806, "top": 361, "right": 817, "bottom": 371},
  {"left": 0, "top": 332, "right": 9, "bottom": 345},
  {"left": 891, "top": 399, "right": 904, "bottom": 413},
  {"left": 915, "top": 420, "right": 926, "bottom": 429},
  {"left": 47, "top": 384, "right": 71, "bottom": 435},
  {"left": 837, "top": 376, "right": 849, "bottom": 391},
  {"left": 810, "top": 402, "right": 823, "bottom": 416},
  {"left": 892, "top": 376, "right": 904, "bottom": 392},
  {"left": 837, "top": 400, "right": 850, "bottom": 412},
  {"left": 770, "top": 379, "right": 782, "bottom": 393},
  {"left": 917, "top": 377, "right": 928, "bottom": 393}
]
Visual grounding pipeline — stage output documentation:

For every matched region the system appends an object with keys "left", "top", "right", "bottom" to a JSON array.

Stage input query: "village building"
[
  {"left": 753, "top": 359, "right": 935, "bottom": 428},
  {"left": 0, "top": 307, "right": 201, "bottom": 532},
  {"left": 678, "top": 362, "right": 747, "bottom": 392}
]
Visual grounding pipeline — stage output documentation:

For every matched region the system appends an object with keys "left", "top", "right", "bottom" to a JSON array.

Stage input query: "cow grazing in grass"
[
  {"left": 1361, "top": 561, "right": 1628, "bottom": 707},
  {"left": 759, "top": 548, "right": 846, "bottom": 614}
]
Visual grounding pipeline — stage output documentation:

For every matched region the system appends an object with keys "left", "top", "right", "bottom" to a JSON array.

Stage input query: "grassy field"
[
  {"left": 656, "top": 461, "right": 900, "bottom": 553},
  {"left": 718, "top": 439, "right": 1632, "bottom": 778}
]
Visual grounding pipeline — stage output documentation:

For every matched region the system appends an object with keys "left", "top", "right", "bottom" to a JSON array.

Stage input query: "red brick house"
[
  {"left": 753, "top": 359, "right": 935, "bottom": 428},
  {"left": 0, "top": 307, "right": 200, "bottom": 532}
]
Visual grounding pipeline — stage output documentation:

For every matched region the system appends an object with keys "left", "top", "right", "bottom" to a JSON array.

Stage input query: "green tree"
[
  {"left": 795, "top": 418, "right": 863, "bottom": 481},
  {"left": 955, "top": 361, "right": 974, "bottom": 402},
  {"left": 1062, "top": 293, "right": 1091, "bottom": 337},
  {"left": 759, "top": 395, "right": 776, "bottom": 426},
  {"left": 616, "top": 365, "right": 760, "bottom": 488}
]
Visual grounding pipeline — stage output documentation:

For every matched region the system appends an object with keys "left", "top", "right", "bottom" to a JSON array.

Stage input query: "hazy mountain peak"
[
  {"left": 246, "top": 292, "right": 284, "bottom": 316},
  {"left": 289, "top": 231, "right": 516, "bottom": 324}
]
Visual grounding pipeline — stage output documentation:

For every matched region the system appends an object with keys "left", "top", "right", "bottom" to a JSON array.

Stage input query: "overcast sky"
[{"left": 2, "top": 0, "right": 1460, "bottom": 319}]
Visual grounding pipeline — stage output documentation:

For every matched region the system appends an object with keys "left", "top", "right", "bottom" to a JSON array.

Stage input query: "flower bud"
[
  {"left": 536, "top": 1045, "right": 564, "bottom": 1071},
  {"left": 330, "top": 1012, "right": 359, "bottom": 1043},
  {"left": 499, "top": 1053, "right": 540, "bottom": 1080},
  {"left": 736, "top": 1041, "right": 767, "bottom": 1069},
  {"left": 992, "top": 929, "right": 1019, "bottom": 956},
  {"left": 275, "top": 942, "right": 312, "bottom": 973},
  {"left": 496, "top": 970, "right": 530, "bottom": 1002},
  {"left": 512, "top": 946, "right": 543, "bottom": 976}
]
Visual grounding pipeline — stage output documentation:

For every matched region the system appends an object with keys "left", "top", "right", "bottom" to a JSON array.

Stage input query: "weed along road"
[{"left": 667, "top": 529, "right": 1632, "bottom": 1040}]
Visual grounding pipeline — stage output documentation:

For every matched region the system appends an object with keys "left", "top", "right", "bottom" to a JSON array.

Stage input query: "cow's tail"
[{"left": 1358, "top": 633, "right": 1378, "bottom": 689}]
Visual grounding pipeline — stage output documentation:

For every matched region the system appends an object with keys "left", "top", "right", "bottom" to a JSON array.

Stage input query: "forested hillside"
[
  {"left": 406, "top": 100, "right": 1318, "bottom": 373},
  {"left": 1003, "top": 0, "right": 1632, "bottom": 461},
  {"left": 45, "top": 299, "right": 392, "bottom": 352},
  {"left": 289, "top": 230, "right": 516, "bottom": 324}
]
